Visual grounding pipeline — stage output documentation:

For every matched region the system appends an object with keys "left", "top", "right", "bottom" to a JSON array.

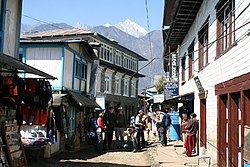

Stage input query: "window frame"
[
  {"left": 74, "top": 58, "right": 87, "bottom": 80},
  {"left": 100, "top": 44, "right": 113, "bottom": 63},
  {"left": 216, "top": 0, "right": 235, "bottom": 58},
  {"left": 130, "top": 80, "right": 136, "bottom": 97},
  {"left": 123, "top": 79, "right": 129, "bottom": 96},
  {"left": 0, "top": 0, "right": 5, "bottom": 52},
  {"left": 181, "top": 55, "right": 186, "bottom": 83},
  {"left": 198, "top": 20, "right": 209, "bottom": 71},
  {"left": 104, "top": 74, "right": 111, "bottom": 93},
  {"left": 115, "top": 76, "right": 121, "bottom": 95},
  {"left": 188, "top": 41, "right": 194, "bottom": 80}
]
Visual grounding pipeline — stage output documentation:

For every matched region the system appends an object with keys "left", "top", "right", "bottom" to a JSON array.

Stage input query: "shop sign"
[
  {"left": 153, "top": 94, "right": 164, "bottom": 103},
  {"left": 164, "top": 82, "right": 178, "bottom": 99},
  {"left": 96, "top": 96, "right": 105, "bottom": 110},
  {"left": 194, "top": 76, "right": 205, "bottom": 94}
]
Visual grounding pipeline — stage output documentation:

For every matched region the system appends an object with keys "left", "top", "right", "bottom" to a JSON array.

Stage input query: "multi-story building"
[
  {"left": 21, "top": 28, "right": 147, "bottom": 124},
  {"left": 89, "top": 33, "right": 147, "bottom": 121},
  {"left": 163, "top": 0, "right": 250, "bottom": 166}
]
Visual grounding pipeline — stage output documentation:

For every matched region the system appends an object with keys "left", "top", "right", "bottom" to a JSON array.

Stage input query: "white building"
[
  {"left": 21, "top": 29, "right": 147, "bottom": 124},
  {"left": 163, "top": 0, "right": 250, "bottom": 166}
]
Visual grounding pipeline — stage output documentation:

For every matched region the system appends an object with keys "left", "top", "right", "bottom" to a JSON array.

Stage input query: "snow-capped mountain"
[
  {"left": 114, "top": 19, "right": 148, "bottom": 38},
  {"left": 75, "top": 22, "right": 92, "bottom": 30}
]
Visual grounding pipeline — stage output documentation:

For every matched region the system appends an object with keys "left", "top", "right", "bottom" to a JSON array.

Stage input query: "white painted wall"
[
  {"left": 177, "top": 0, "right": 250, "bottom": 163},
  {"left": 25, "top": 47, "right": 62, "bottom": 88},
  {"left": 63, "top": 49, "right": 74, "bottom": 89},
  {"left": 3, "top": 0, "right": 21, "bottom": 57}
]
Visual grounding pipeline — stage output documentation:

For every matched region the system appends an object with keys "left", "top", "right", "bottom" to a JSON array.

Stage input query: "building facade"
[
  {"left": 163, "top": 0, "right": 250, "bottom": 166},
  {"left": 20, "top": 36, "right": 100, "bottom": 152},
  {"left": 89, "top": 34, "right": 147, "bottom": 121},
  {"left": 21, "top": 29, "right": 147, "bottom": 123}
]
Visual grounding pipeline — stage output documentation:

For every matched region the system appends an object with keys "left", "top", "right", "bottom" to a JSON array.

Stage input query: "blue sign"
[{"left": 164, "top": 82, "right": 178, "bottom": 99}]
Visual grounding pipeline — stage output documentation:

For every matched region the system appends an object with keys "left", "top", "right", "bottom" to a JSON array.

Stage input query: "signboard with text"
[
  {"left": 164, "top": 82, "right": 178, "bottom": 99},
  {"left": 153, "top": 94, "right": 165, "bottom": 103},
  {"left": 96, "top": 96, "right": 105, "bottom": 110}
]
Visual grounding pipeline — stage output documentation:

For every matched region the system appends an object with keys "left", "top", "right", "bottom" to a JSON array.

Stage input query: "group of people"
[
  {"left": 87, "top": 105, "right": 199, "bottom": 157},
  {"left": 87, "top": 106, "right": 173, "bottom": 153}
]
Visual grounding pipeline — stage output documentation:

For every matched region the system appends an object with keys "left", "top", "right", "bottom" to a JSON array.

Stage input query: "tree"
[{"left": 155, "top": 76, "right": 165, "bottom": 94}]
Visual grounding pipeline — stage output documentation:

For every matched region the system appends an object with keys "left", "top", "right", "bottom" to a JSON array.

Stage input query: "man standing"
[
  {"left": 115, "top": 107, "right": 126, "bottom": 148},
  {"left": 185, "top": 113, "right": 199, "bottom": 157},
  {"left": 135, "top": 110, "right": 145, "bottom": 149},
  {"left": 103, "top": 107, "right": 116, "bottom": 150},
  {"left": 154, "top": 108, "right": 167, "bottom": 146}
]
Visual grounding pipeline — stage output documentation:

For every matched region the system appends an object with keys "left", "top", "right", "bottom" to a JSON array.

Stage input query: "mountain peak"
[{"left": 114, "top": 19, "right": 148, "bottom": 38}]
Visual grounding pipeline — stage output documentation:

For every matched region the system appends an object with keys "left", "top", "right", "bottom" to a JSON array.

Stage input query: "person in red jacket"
[{"left": 96, "top": 112, "right": 106, "bottom": 153}]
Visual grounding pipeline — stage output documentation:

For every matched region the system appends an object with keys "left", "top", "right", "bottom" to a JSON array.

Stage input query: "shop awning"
[
  {"left": 161, "top": 92, "right": 194, "bottom": 104},
  {"left": 0, "top": 53, "right": 57, "bottom": 80},
  {"left": 68, "top": 90, "right": 100, "bottom": 108}
]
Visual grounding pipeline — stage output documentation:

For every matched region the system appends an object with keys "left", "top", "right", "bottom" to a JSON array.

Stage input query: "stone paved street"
[{"left": 28, "top": 140, "right": 210, "bottom": 167}]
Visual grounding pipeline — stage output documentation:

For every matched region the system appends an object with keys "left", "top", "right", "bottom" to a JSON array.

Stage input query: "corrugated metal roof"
[
  {"left": 21, "top": 29, "right": 94, "bottom": 39},
  {"left": 20, "top": 28, "right": 147, "bottom": 62}
]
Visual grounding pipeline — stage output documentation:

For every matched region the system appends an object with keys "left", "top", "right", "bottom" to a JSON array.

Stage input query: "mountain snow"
[
  {"left": 114, "top": 19, "right": 148, "bottom": 38},
  {"left": 103, "top": 24, "right": 112, "bottom": 27}
]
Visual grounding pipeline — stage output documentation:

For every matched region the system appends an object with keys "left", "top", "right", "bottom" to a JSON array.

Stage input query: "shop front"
[
  {"left": 0, "top": 53, "right": 56, "bottom": 167},
  {"left": 52, "top": 90, "right": 99, "bottom": 152}
]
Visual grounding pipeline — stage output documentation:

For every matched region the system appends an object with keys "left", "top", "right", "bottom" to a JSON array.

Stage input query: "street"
[
  {"left": 27, "top": 139, "right": 209, "bottom": 167},
  {"left": 28, "top": 142, "right": 159, "bottom": 167}
]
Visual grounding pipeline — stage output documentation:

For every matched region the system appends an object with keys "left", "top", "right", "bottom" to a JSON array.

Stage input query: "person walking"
[
  {"left": 135, "top": 110, "right": 145, "bottom": 149},
  {"left": 96, "top": 112, "right": 106, "bottom": 153},
  {"left": 185, "top": 113, "right": 199, "bottom": 157},
  {"left": 103, "top": 107, "right": 116, "bottom": 150},
  {"left": 154, "top": 108, "right": 167, "bottom": 146},
  {"left": 115, "top": 107, "right": 126, "bottom": 148}
]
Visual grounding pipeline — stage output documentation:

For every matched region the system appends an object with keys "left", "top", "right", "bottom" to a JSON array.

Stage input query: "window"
[
  {"left": 123, "top": 79, "right": 129, "bottom": 96},
  {"left": 105, "top": 75, "right": 111, "bottom": 93},
  {"left": 188, "top": 42, "right": 194, "bottom": 80},
  {"left": 115, "top": 50, "right": 122, "bottom": 66},
  {"left": 131, "top": 80, "right": 136, "bottom": 97},
  {"left": 100, "top": 44, "right": 113, "bottom": 63},
  {"left": 115, "top": 77, "right": 121, "bottom": 94},
  {"left": 81, "top": 63, "right": 87, "bottom": 79},
  {"left": 0, "top": 0, "right": 5, "bottom": 52},
  {"left": 181, "top": 56, "right": 186, "bottom": 82},
  {"left": 123, "top": 54, "right": 137, "bottom": 72},
  {"left": 198, "top": 20, "right": 209, "bottom": 71},
  {"left": 75, "top": 60, "right": 81, "bottom": 77},
  {"left": 75, "top": 59, "right": 87, "bottom": 80},
  {"left": 216, "top": 0, "right": 235, "bottom": 56}
]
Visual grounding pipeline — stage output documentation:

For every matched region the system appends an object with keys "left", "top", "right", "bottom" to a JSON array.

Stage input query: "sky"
[{"left": 21, "top": 0, "right": 164, "bottom": 32}]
